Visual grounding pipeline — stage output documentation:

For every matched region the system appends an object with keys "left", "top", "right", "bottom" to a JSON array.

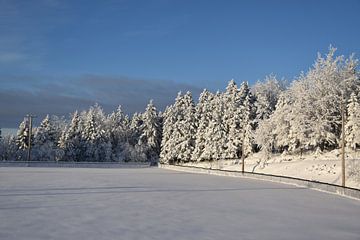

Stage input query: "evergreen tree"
[
  {"left": 345, "top": 93, "right": 360, "bottom": 150},
  {"left": 58, "top": 111, "right": 83, "bottom": 161},
  {"left": 192, "top": 89, "right": 214, "bottom": 161},
  {"left": 202, "top": 92, "right": 227, "bottom": 160},
  {"left": 242, "top": 91, "right": 256, "bottom": 157},
  {"left": 129, "top": 112, "right": 144, "bottom": 146},
  {"left": 107, "top": 106, "right": 130, "bottom": 161},
  {"left": 35, "top": 115, "right": 57, "bottom": 145},
  {"left": 139, "top": 100, "right": 162, "bottom": 161},
  {"left": 169, "top": 92, "right": 197, "bottom": 162},
  {"left": 0, "top": 135, "right": 20, "bottom": 160},
  {"left": 34, "top": 115, "right": 59, "bottom": 161},
  {"left": 82, "top": 104, "right": 110, "bottom": 161},
  {"left": 160, "top": 105, "right": 176, "bottom": 164},
  {"left": 16, "top": 119, "right": 30, "bottom": 151},
  {"left": 223, "top": 80, "right": 243, "bottom": 159}
]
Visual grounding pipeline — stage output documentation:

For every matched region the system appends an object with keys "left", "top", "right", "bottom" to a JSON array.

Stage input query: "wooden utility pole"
[
  {"left": 241, "top": 154, "right": 245, "bottom": 174},
  {"left": 26, "top": 114, "right": 36, "bottom": 163},
  {"left": 241, "top": 133, "right": 245, "bottom": 174},
  {"left": 341, "top": 94, "right": 346, "bottom": 187}
]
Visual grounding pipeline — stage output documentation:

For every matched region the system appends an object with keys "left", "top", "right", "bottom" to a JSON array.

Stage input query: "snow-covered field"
[
  {"left": 0, "top": 167, "right": 359, "bottom": 240},
  {"left": 184, "top": 150, "right": 360, "bottom": 189}
]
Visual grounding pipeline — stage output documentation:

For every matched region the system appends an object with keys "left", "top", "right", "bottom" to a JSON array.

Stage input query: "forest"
[{"left": 0, "top": 47, "right": 359, "bottom": 163}]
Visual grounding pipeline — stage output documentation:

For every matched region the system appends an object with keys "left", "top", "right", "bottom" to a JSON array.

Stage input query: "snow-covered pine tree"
[
  {"left": 81, "top": 104, "right": 110, "bottom": 161},
  {"left": 16, "top": 118, "right": 30, "bottom": 151},
  {"left": 57, "top": 126, "right": 67, "bottom": 159},
  {"left": 122, "top": 112, "right": 146, "bottom": 162},
  {"left": 107, "top": 105, "right": 130, "bottom": 161},
  {"left": 223, "top": 80, "right": 243, "bottom": 160},
  {"left": 160, "top": 105, "right": 175, "bottom": 164},
  {"left": 58, "top": 111, "right": 83, "bottom": 161},
  {"left": 192, "top": 89, "right": 214, "bottom": 161},
  {"left": 345, "top": 93, "right": 360, "bottom": 150},
  {"left": 34, "top": 115, "right": 59, "bottom": 161},
  {"left": 166, "top": 92, "right": 184, "bottom": 163},
  {"left": 139, "top": 100, "right": 162, "bottom": 162},
  {"left": 173, "top": 92, "right": 197, "bottom": 162},
  {"left": 241, "top": 84, "right": 256, "bottom": 157},
  {"left": 202, "top": 91, "right": 227, "bottom": 161},
  {"left": 0, "top": 135, "right": 19, "bottom": 161},
  {"left": 129, "top": 112, "right": 144, "bottom": 146},
  {"left": 35, "top": 115, "right": 57, "bottom": 145}
]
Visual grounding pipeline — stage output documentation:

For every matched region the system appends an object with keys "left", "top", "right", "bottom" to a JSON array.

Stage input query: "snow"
[
  {"left": 0, "top": 167, "right": 359, "bottom": 240},
  {"left": 184, "top": 149, "right": 360, "bottom": 189}
]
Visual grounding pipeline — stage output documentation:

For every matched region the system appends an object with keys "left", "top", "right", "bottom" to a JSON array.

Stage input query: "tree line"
[
  {"left": 0, "top": 47, "right": 359, "bottom": 162},
  {"left": 0, "top": 101, "right": 162, "bottom": 162}
]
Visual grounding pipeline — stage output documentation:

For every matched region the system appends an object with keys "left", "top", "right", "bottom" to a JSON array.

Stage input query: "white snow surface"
[
  {"left": 185, "top": 150, "right": 360, "bottom": 189},
  {"left": 0, "top": 167, "right": 359, "bottom": 240}
]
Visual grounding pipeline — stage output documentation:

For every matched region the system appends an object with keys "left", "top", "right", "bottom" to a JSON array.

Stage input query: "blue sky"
[{"left": 1, "top": 0, "right": 360, "bottom": 128}]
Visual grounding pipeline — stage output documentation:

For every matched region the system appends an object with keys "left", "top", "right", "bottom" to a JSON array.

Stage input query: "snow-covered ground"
[
  {"left": 0, "top": 167, "right": 359, "bottom": 240},
  {"left": 184, "top": 150, "right": 360, "bottom": 189}
]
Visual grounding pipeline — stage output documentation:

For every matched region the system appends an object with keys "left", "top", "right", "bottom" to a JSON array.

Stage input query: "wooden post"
[
  {"left": 241, "top": 134, "right": 245, "bottom": 174},
  {"left": 341, "top": 93, "right": 346, "bottom": 187},
  {"left": 241, "top": 155, "right": 245, "bottom": 174}
]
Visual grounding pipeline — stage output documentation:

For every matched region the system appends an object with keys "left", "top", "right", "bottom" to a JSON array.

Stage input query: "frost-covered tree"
[
  {"left": 253, "top": 74, "right": 286, "bottom": 121},
  {"left": 192, "top": 89, "right": 214, "bottom": 161},
  {"left": 139, "top": 100, "right": 162, "bottom": 161},
  {"left": 222, "top": 80, "right": 243, "bottom": 159},
  {"left": 160, "top": 105, "right": 176, "bottom": 164},
  {"left": 0, "top": 135, "right": 20, "bottom": 160},
  {"left": 173, "top": 92, "right": 197, "bottom": 162},
  {"left": 33, "top": 115, "right": 60, "bottom": 161},
  {"left": 294, "top": 47, "right": 358, "bottom": 151},
  {"left": 35, "top": 115, "right": 57, "bottom": 144},
  {"left": 160, "top": 92, "right": 196, "bottom": 163},
  {"left": 345, "top": 93, "right": 360, "bottom": 150},
  {"left": 272, "top": 93, "right": 293, "bottom": 152},
  {"left": 82, "top": 104, "right": 111, "bottom": 161},
  {"left": 242, "top": 90, "right": 256, "bottom": 157},
  {"left": 255, "top": 118, "right": 275, "bottom": 155},
  {"left": 16, "top": 119, "right": 30, "bottom": 151},
  {"left": 256, "top": 92, "right": 292, "bottom": 154},
  {"left": 129, "top": 112, "right": 143, "bottom": 146},
  {"left": 58, "top": 111, "right": 83, "bottom": 161},
  {"left": 265, "top": 46, "right": 359, "bottom": 154},
  {"left": 106, "top": 106, "right": 131, "bottom": 161},
  {"left": 202, "top": 92, "right": 227, "bottom": 160}
]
